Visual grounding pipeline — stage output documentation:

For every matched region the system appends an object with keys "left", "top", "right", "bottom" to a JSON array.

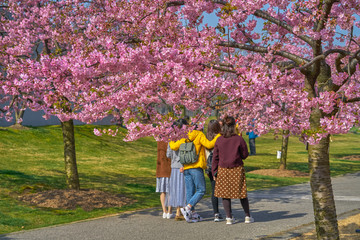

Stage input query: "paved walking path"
[{"left": 1, "top": 172, "right": 359, "bottom": 240}]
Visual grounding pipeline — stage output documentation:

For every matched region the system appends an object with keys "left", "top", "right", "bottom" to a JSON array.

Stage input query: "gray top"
[{"left": 166, "top": 143, "right": 183, "bottom": 169}]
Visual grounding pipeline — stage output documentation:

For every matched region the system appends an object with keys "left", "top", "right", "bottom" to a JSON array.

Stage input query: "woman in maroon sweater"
[{"left": 212, "top": 116, "right": 254, "bottom": 225}]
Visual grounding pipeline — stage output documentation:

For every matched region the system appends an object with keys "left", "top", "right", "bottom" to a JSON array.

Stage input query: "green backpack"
[{"left": 179, "top": 141, "right": 201, "bottom": 164}]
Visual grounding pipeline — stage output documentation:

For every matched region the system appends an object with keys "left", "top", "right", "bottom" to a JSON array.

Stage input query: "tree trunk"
[
  {"left": 14, "top": 102, "right": 26, "bottom": 125},
  {"left": 308, "top": 108, "right": 339, "bottom": 239},
  {"left": 61, "top": 119, "right": 80, "bottom": 190},
  {"left": 279, "top": 130, "right": 289, "bottom": 170}
]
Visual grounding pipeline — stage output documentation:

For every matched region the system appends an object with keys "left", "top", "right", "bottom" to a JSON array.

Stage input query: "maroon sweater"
[{"left": 211, "top": 135, "right": 249, "bottom": 176}]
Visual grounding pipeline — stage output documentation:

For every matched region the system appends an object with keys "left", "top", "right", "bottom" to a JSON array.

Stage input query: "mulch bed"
[
  {"left": 18, "top": 189, "right": 134, "bottom": 211},
  {"left": 341, "top": 155, "right": 360, "bottom": 161}
]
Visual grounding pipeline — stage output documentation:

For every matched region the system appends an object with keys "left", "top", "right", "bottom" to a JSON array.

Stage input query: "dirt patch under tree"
[
  {"left": 341, "top": 155, "right": 360, "bottom": 161},
  {"left": 18, "top": 189, "right": 134, "bottom": 211}
]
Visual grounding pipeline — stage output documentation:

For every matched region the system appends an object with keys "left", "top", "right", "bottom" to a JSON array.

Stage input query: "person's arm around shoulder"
[
  {"left": 169, "top": 138, "right": 186, "bottom": 151},
  {"left": 238, "top": 136, "right": 249, "bottom": 160},
  {"left": 199, "top": 132, "right": 221, "bottom": 149},
  {"left": 187, "top": 130, "right": 200, "bottom": 142}
]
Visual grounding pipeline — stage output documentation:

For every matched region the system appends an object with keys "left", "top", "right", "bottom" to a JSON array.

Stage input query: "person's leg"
[
  {"left": 241, "top": 198, "right": 254, "bottom": 223},
  {"left": 222, "top": 198, "right": 232, "bottom": 218},
  {"left": 187, "top": 168, "right": 206, "bottom": 208},
  {"left": 167, "top": 205, "right": 173, "bottom": 215},
  {"left": 208, "top": 172, "right": 219, "bottom": 214},
  {"left": 184, "top": 169, "right": 195, "bottom": 208},
  {"left": 240, "top": 198, "right": 250, "bottom": 217},
  {"left": 176, "top": 207, "right": 181, "bottom": 217},
  {"left": 160, "top": 192, "right": 167, "bottom": 215},
  {"left": 181, "top": 169, "right": 195, "bottom": 222},
  {"left": 253, "top": 138, "right": 256, "bottom": 155},
  {"left": 249, "top": 138, "right": 256, "bottom": 155}
]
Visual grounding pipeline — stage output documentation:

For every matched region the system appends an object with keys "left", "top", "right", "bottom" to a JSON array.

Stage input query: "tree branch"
[
  {"left": 297, "top": 49, "right": 350, "bottom": 71},
  {"left": 209, "top": 98, "right": 242, "bottom": 109},
  {"left": 254, "top": 10, "right": 314, "bottom": 46},
  {"left": 164, "top": 0, "right": 227, "bottom": 14},
  {"left": 344, "top": 97, "right": 360, "bottom": 103},
  {"left": 316, "top": 0, "right": 337, "bottom": 33},
  {"left": 344, "top": 49, "right": 360, "bottom": 74},
  {"left": 219, "top": 41, "right": 309, "bottom": 66},
  {"left": 298, "top": 55, "right": 325, "bottom": 70},
  {"left": 200, "top": 63, "right": 237, "bottom": 74}
]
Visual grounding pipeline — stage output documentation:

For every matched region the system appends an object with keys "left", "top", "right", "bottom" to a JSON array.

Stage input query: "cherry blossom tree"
[
  {"left": 85, "top": 1, "right": 358, "bottom": 239},
  {"left": 1, "top": 1, "right": 359, "bottom": 239},
  {"left": 0, "top": 0, "right": 105, "bottom": 189}
]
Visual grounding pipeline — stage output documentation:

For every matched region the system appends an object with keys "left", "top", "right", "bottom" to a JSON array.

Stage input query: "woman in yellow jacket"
[{"left": 169, "top": 121, "right": 220, "bottom": 223}]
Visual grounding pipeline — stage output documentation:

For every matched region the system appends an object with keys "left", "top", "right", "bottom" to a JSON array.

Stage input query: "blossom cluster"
[{"left": 0, "top": 0, "right": 359, "bottom": 144}]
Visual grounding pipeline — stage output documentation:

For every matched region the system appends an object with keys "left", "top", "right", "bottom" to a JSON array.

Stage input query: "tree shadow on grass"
[
  {"left": 0, "top": 212, "right": 29, "bottom": 227},
  {"left": 0, "top": 169, "right": 65, "bottom": 191}
]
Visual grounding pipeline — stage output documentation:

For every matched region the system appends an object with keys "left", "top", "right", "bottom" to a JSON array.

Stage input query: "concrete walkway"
[{"left": 1, "top": 172, "right": 359, "bottom": 240}]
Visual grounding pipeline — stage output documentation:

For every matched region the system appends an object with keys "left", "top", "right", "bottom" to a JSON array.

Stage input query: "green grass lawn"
[{"left": 0, "top": 125, "right": 359, "bottom": 234}]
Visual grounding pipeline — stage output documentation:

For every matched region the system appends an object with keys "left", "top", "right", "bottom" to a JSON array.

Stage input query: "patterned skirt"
[
  {"left": 156, "top": 177, "right": 170, "bottom": 193},
  {"left": 214, "top": 165, "right": 247, "bottom": 199}
]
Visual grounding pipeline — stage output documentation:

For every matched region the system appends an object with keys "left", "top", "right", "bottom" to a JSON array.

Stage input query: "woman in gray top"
[{"left": 166, "top": 119, "right": 187, "bottom": 221}]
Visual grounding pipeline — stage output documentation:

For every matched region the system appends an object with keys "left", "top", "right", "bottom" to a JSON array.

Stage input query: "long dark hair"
[
  {"left": 172, "top": 118, "right": 188, "bottom": 129},
  {"left": 221, "top": 116, "right": 236, "bottom": 138},
  {"left": 206, "top": 120, "right": 221, "bottom": 141}
]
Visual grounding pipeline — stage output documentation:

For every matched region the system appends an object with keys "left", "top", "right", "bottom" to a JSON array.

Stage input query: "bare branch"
[
  {"left": 14, "top": 55, "right": 30, "bottom": 59},
  {"left": 298, "top": 55, "right": 325, "bottom": 70},
  {"left": 344, "top": 97, "right": 360, "bottom": 103},
  {"left": 85, "top": 62, "right": 100, "bottom": 68},
  {"left": 209, "top": 98, "right": 242, "bottom": 109},
  {"left": 200, "top": 63, "right": 237, "bottom": 74},
  {"left": 341, "top": 49, "right": 360, "bottom": 75},
  {"left": 8, "top": 95, "right": 18, "bottom": 109},
  {"left": 296, "top": 49, "right": 350, "bottom": 71},
  {"left": 253, "top": 10, "right": 314, "bottom": 46},
  {"left": 219, "top": 41, "right": 309, "bottom": 66},
  {"left": 166, "top": 1, "right": 185, "bottom": 7},
  {"left": 123, "top": 37, "right": 142, "bottom": 44},
  {"left": 335, "top": 53, "right": 347, "bottom": 73},
  {"left": 275, "top": 61, "right": 297, "bottom": 71}
]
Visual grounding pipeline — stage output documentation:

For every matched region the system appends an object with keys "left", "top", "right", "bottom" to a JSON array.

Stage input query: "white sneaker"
[
  {"left": 245, "top": 216, "right": 254, "bottom": 223},
  {"left": 214, "top": 213, "right": 223, "bottom": 222},
  {"left": 180, "top": 206, "right": 192, "bottom": 223},
  {"left": 166, "top": 213, "right": 175, "bottom": 219},
  {"left": 162, "top": 212, "right": 167, "bottom": 219},
  {"left": 191, "top": 212, "right": 203, "bottom": 222},
  {"left": 226, "top": 217, "right": 235, "bottom": 225}
]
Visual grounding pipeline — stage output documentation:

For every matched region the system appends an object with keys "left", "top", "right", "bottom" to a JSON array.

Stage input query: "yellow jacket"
[{"left": 169, "top": 130, "right": 220, "bottom": 170}]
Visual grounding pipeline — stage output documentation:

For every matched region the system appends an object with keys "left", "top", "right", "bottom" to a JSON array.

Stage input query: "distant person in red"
[{"left": 212, "top": 116, "right": 254, "bottom": 225}]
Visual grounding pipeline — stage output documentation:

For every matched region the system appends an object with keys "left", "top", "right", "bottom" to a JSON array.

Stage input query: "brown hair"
[
  {"left": 206, "top": 120, "right": 221, "bottom": 141},
  {"left": 221, "top": 116, "right": 236, "bottom": 138}
]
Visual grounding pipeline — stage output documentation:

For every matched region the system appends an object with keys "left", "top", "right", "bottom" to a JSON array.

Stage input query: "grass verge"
[{"left": 0, "top": 125, "right": 359, "bottom": 234}]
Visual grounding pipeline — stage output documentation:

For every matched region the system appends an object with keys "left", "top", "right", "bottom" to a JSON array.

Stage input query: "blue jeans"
[{"left": 184, "top": 168, "right": 206, "bottom": 209}]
